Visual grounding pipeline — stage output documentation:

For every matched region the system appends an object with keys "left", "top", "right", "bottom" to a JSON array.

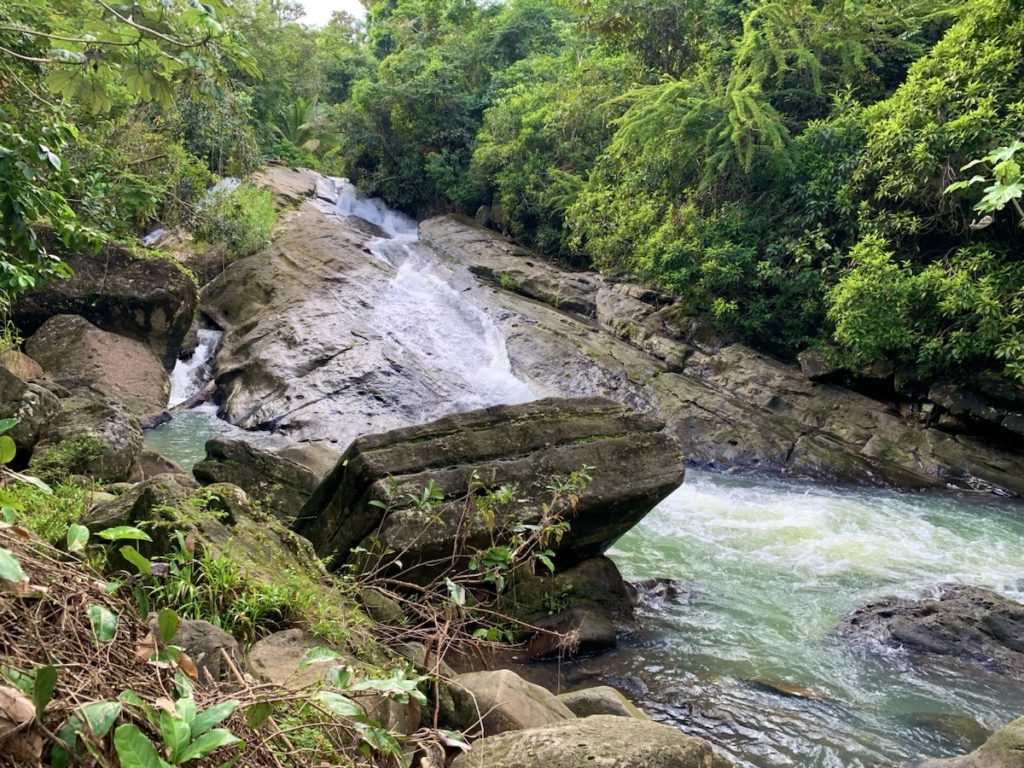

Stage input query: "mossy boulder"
[
  {"left": 30, "top": 393, "right": 142, "bottom": 483},
  {"left": 193, "top": 438, "right": 337, "bottom": 525},
  {"left": 555, "top": 686, "right": 649, "bottom": 719},
  {"left": 0, "top": 363, "right": 61, "bottom": 465},
  {"left": 449, "top": 670, "right": 574, "bottom": 737}
]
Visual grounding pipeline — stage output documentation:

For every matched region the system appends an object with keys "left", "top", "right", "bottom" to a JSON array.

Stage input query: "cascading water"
[
  {"left": 168, "top": 329, "right": 221, "bottom": 407},
  {"left": 333, "top": 180, "right": 535, "bottom": 410}
]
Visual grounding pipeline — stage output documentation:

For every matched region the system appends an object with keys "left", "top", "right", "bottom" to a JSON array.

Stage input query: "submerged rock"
[
  {"left": 842, "top": 585, "right": 1024, "bottom": 678},
  {"left": 911, "top": 716, "right": 1024, "bottom": 768},
  {"left": 294, "top": 396, "right": 684, "bottom": 575},
  {"left": 451, "top": 714, "right": 734, "bottom": 768},
  {"left": 13, "top": 241, "right": 197, "bottom": 370}
]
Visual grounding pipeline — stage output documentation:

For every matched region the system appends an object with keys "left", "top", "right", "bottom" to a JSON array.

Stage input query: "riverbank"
[{"left": 3, "top": 165, "right": 1023, "bottom": 768}]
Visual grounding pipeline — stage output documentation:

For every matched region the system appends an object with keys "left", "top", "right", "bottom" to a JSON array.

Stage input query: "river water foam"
[{"left": 604, "top": 470, "right": 1024, "bottom": 767}]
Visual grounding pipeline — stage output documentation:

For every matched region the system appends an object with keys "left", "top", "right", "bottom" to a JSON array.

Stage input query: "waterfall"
[
  {"left": 334, "top": 180, "right": 535, "bottom": 410},
  {"left": 168, "top": 329, "right": 222, "bottom": 407}
]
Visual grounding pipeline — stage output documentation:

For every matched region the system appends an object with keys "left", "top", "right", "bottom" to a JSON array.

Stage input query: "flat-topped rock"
[{"left": 294, "top": 397, "right": 684, "bottom": 575}]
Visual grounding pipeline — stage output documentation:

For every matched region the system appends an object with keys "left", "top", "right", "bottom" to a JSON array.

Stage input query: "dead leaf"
[
  {"left": 0, "top": 685, "right": 34, "bottom": 739},
  {"left": 135, "top": 632, "right": 159, "bottom": 663},
  {"left": 154, "top": 697, "right": 176, "bottom": 714},
  {"left": 0, "top": 728, "right": 43, "bottom": 764},
  {"left": 184, "top": 532, "right": 196, "bottom": 554},
  {"left": 6, "top": 527, "right": 30, "bottom": 543},
  {"left": 177, "top": 653, "right": 198, "bottom": 680}
]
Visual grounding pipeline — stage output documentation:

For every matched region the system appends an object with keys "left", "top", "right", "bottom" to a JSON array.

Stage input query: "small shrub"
[
  {"left": 31, "top": 437, "right": 106, "bottom": 482},
  {"left": 191, "top": 182, "right": 277, "bottom": 259}
]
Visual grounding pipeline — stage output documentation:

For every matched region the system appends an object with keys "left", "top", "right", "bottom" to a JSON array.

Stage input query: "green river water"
[{"left": 600, "top": 469, "right": 1024, "bottom": 767}]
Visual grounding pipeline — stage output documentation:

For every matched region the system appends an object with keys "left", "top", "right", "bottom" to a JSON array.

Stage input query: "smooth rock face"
[
  {"left": 294, "top": 397, "right": 685, "bottom": 573},
  {"left": 26, "top": 314, "right": 170, "bottom": 418},
  {"left": 13, "top": 242, "right": 197, "bottom": 370},
  {"left": 912, "top": 717, "right": 1024, "bottom": 768},
  {"left": 451, "top": 714, "right": 732, "bottom": 768},
  {"left": 450, "top": 669, "right": 574, "bottom": 736},
  {"left": 842, "top": 585, "right": 1024, "bottom": 678},
  {"left": 555, "top": 686, "right": 649, "bottom": 719},
  {"left": 193, "top": 438, "right": 337, "bottom": 524}
]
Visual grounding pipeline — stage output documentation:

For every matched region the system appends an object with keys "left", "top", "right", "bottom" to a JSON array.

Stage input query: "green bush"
[{"left": 191, "top": 183, "right": 277, "bottom": 259}]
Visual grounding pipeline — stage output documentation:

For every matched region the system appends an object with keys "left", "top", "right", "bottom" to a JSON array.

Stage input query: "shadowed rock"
[{"left": 294, "top": 397, "right": 684, "bottom": 576}]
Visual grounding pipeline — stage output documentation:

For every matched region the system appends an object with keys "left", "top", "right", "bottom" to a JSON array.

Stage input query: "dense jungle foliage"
[{"left": 1, "top": 0, "right": 1022, "bottom": 384}]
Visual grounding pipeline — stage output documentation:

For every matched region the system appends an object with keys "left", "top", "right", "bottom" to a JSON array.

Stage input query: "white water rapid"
[{"left": 168, "top": 329, "right": 222, "bottom": 407}]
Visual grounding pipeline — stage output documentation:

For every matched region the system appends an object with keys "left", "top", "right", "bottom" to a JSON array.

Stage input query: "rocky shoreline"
[{"left": 3, "top": 165, "right": 1023, "bottom": 767}]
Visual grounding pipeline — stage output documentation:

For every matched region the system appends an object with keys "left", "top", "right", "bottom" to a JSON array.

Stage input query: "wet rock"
[
  {"left": 193, "top": 438, "right": 337, "bottom": 524},
  {"left": 295, "top": 397, "right": 684, "bottom": 576},
  {"left": 911, "top": 716, "right": 1024, "bottom": 768},
  {"left": 555, "top": 686, "right": 649, "bottom": 719},
  {"left": 422, "top": 215, "right": 602, "bottom": 318},
  {"left": 13, "top": 241, "right": 197, "bottom": 370},
  {"left": 842, "top": 585, "right": 1024, "bottom": 678},
  {"left": 251, "top": 165, "right": 319, "bottom": 209},
  {"left": 25, "top": 315, "right": 170, "bottom": 418},
  {"left": 929, "top": 378, "right": 1024, "bottom": 441},
  {"left": 451, "top": 714, "right": 735, "bottom": 768},
  {"left": 509, "top": 556, "right": 636, "bottom": 627},
  {"left": 450, "top": 669, "right": 574, "bottom": 736}
]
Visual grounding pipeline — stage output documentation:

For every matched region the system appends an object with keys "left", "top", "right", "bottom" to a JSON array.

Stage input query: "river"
[{"left": 145, "top": 181, "right": 1024, "bottom": 767}]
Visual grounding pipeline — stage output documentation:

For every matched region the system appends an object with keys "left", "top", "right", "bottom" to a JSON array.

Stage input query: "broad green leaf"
[
  {"left": 325, "top": 664, "right": 353, "bottom": 688},
  {"left": 176, "top": 728, "right": 241, "bottom": 762},
  {"left": 445, "top": 577, "right": 465, "bottom": 606},
  {"left": 88, "top": 604, "right": 117, "bottom": 643},
  {"left": 244, "top": 701, "right": 273, "bottom": 730},
  {"left": 0, "top": 435, "right": 16, "bottom": 465},
  {"left": 160, "top": 710, "right": 191, "bottom": 762},
  {"left": 98, "top": 526, "right": 152, "bottom": 542},
  {"left": 32, "top": 665, "right": 57, "bottom": 718},
  {"left": 113, "top": 724, "right": 165, "bottom": 768},
  {"left": 156, "top": 608, "right": 180, "bottom": 644},
  {"left": 192, "top": 704, "right": 239, "bottom": 741},
  {"left": 0, "top": 418, "right": 18, "bottom": 435},
  {"left": 77, "top": 700, "right": 122, "bottom": 738},
  {"left": 66, "top": 524, "right": 90, "bottom": 553},
  {"left": 299, "top": 646, "right": 343, "bottom": 668},
  {"left": 190, "top": 700, "right": 239, "bottom": 738},
  {"left": 0, "top": 548, "right": 27, "bottom": 582},
  {"left": 175, "top": 697, "right": 197, "bottom": 725},
  {"left": 314, "top": 691, "right": 363, "bottom": 718},
  {"left": 45, "top": 69, "right": 79, "bottom": 98}
]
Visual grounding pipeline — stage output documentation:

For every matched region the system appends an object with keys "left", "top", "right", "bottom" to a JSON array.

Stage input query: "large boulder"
[
  {"left": 294, "top": 397, "right": 684, "bottom": 574},
  {"left": 29, "top": 391, "right": 142, "bottom": 483},
  {"left": 193, "top": 438, "right": 338, "bottom": 524},
  {"left": 26, "top": 315, "right": 169, "bottom": 418},
  {"left": 13, "top": 242, "right": 197, "bottom": 370},
  {"left": 451, "top": 714, "right": 734, "bottom": 768},
  {"left": 912, "top": 717, "right": 1024, "bottom": 768},
  {"left": 841, "top": 585, "right": 1024, "bottom": 678},
  {"left": 450, "top": 670, "right": 574, "bottom": 736}
]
